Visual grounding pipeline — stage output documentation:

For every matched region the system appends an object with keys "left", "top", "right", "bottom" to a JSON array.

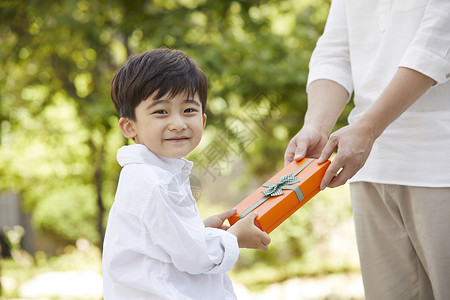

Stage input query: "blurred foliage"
[{"left": 0, "top": 0, "right": 355, "bottom": 257}]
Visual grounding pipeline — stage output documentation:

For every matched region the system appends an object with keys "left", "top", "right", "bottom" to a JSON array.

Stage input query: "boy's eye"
[
  {"left": 153, "top": 110, "right": 167, "bottom": 115},
  {"left": 184, "top": 108, "right": 198, "bottom": 113}
]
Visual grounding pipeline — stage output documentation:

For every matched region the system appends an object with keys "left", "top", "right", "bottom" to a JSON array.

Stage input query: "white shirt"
[
  {"left": 307, "top": 0, "right": 450, "bottom": 187},
  {"left": 102, "top": 144, "right": 239, "bottom": 300}
]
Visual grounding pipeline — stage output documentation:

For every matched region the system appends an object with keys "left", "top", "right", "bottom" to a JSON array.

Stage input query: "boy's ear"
[
  {"left": 202, "top": 113, "right": 207, "bottom": 129},
  {"left": 118, "top": 117, "right": 137, "bottom": 139}
]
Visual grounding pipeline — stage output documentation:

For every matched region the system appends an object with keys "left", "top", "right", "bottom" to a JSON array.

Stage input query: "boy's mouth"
[{"left": 165, "top": 136, "right": 189, "bottom": 143}]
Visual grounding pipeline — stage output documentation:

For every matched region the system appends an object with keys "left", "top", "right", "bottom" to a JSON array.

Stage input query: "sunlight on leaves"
[{"left": 74, "top": 72, "right": 93, "bottom": 98}]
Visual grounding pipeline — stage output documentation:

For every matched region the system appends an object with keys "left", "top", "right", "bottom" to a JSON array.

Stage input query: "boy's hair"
[{"left": 111, "top": 48, "right": 208, "bottom": 120}]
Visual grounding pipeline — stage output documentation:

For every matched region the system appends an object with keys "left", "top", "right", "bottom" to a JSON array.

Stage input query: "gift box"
[{"left": 228, "top": 158, "right": 331, "bottom": 233}]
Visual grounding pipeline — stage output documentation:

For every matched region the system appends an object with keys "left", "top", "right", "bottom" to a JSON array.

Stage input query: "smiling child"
[{"left": 102, "top": 48, "right": 270, "bottom": 300}]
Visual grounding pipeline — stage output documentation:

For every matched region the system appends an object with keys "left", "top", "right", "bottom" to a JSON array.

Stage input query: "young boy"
[{"left": 102, "top": 48, "right": 271, "bottom": 300}]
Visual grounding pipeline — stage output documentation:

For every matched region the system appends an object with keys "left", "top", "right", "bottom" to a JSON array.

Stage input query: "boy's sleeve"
[
  {"left": 307, "top": 0, "right": 354, "bottom": 96},
  {"left": 399, "top": 0, "right": 450, "bottom": 84},
  {"left": 142, "top": 185, "right": 239, "bottom": 275}
]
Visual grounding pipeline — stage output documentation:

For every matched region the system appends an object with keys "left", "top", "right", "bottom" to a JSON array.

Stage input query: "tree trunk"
[
  {"left": 0, "top": 244, "right": 2, "bottom": 296},
  {"left": 94, "top": 160, "right": 105, "bottom": 250},
  {"left": 88, "top": 136, "right": 106, "bottom": 250}
]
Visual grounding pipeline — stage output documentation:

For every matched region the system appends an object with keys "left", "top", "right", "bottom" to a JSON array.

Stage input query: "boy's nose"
[{"left": 168, "top": 115, "right": 187, "bottom": 131}]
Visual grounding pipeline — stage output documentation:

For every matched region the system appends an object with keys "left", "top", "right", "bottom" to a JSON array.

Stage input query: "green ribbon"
[
  {"left": 261, "top": 174, "right": 299, "bottom": 197},
  {"left": 239, "top": 158, "right": 314, "bottom": 219}
]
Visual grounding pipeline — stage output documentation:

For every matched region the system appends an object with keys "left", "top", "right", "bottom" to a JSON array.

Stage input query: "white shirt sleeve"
[
  {"left": 141, "top": 185, "right": 239, "bottom": 275},
  {"left": 399, "top": 0, "right": 450, "bottom": 84},
  {"left": 307, "top": 0, "right": 354, "bottom": 96}
]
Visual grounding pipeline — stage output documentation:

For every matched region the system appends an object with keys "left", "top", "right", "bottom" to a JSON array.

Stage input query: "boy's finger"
[
  {"left": 261, "top": 233, "right": 271, "bottom": 246},
  {"left": 245, "top": 212, "right": 258, "bottom": 223},
  {"left": 260, "top": 239, "right": 269, "bottom": 251},
  {"left": 217, "top": 208, "right": 237, "bottom": 220}
]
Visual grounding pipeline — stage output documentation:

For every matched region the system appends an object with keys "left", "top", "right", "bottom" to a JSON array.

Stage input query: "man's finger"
[
  {"left": 318, "top": 139, "right": 337, "bottom": 164},
  {"left": 320, "top": 161, "right": 341, "bottom": 190},
  {"left": 292, "top": 137, "right": 307, "bottom": 162},
  {"left": 327, "top": 164, "right": 356, "bottom": 188},
  {"left": 284, "top": 140, "right": 298, "bottom": 165},
  {"left": 293, "top": 145, "right": 307, "bottom": 161}
]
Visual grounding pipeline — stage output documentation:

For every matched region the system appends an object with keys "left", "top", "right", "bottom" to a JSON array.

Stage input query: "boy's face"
[{"left": 119, "top": 91, "right": 206, "bottom": 158}]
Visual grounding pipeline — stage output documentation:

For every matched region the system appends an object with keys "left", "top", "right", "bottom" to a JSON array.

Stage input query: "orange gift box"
[{"left": 228, "top": 158, "right": 330, "bottom": 233}]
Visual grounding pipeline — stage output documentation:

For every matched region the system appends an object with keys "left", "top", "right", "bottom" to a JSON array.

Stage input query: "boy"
[{"left": 103, "top": 48, "right": 271, "bottom": 300}]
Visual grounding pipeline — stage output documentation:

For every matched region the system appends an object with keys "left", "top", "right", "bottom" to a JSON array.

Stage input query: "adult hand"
[
  {"left": 227, "top": 212, "right": 271, "bottom": 251},
  {"left": 284, "top": 126, "right": 329, "bottom": 165},
  {"left": 318, "top": 122, "right": 376, "bottom": 189}
]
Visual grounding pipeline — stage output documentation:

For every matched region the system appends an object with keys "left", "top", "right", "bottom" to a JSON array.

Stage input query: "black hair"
[{"left": 111, "top": 48, "right": 207, "bottom": 120}]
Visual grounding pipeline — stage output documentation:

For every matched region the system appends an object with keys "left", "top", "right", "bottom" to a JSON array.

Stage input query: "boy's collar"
[{"left": 117, "top": 144, "right": 193, "bottom": 173}]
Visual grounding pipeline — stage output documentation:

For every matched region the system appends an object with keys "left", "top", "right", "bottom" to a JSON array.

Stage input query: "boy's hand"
[
  {"left": 203, "top": 208, "right": 236, "bottom": 230},
  {"left": 227, "top": 212, "right": 271, "bottom": 251}
]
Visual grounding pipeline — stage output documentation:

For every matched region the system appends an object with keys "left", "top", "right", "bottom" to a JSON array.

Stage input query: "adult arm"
[
  {"left": 318, "top": 0, "right": 449, "bottom": 188},
  {"left": 318, "top": 67, "right": 436, "bottom": 189},
  {"left": 286, "top": 0, "right": 449, "bottom": 189},
  {"left": 285, "top": 0, "right": 352, "bottom": 165}
]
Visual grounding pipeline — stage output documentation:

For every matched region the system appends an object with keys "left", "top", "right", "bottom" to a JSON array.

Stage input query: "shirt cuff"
[
  {"left": 307, "top": 65, "right": 354, "bottom": 100},
  {"left": 399, "top": 47, "right": 450, "bottom": 84},
  {"left": 205, "top": 228, "right": 239, "bottom": 274}
]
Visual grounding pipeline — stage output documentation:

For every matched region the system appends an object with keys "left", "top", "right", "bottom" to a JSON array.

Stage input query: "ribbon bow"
[
  {"left": 238, "top": 158, "right": 314, "bottom": 219},
  {"left": 261, "top": 174, "right": 300, "bottom": 197}
]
